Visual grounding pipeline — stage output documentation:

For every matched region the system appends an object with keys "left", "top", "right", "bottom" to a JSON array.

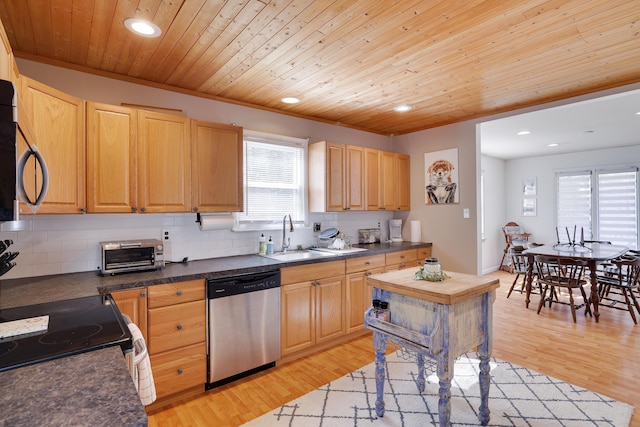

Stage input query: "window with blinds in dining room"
[{"left": 556, "top": 167, "right": 639, "bottom": 250}]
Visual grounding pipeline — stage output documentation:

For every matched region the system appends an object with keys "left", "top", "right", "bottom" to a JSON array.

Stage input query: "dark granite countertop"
[
  {"left": 0, "top": 241, "right": 430, "bottom": 427},
  {"left": 0, "top": 241, "right": 431, "bottom": 309},
  {"left": 0, "top": 346, "right": 147, "bottom": 427}
]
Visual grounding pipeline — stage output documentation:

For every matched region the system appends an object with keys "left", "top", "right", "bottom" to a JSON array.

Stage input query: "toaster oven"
[{"left": 100, "top": 239, "right": 164, "bottom": 275}]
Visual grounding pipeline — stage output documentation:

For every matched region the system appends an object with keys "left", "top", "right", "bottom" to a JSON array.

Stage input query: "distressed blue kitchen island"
[{"left": 364, "top": 269, "right": 500, "bottom": 427}]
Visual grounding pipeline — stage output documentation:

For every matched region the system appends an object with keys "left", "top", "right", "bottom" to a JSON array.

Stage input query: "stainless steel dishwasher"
[{"left": 205, "top": 270, "right": 281, "bottom": 389}]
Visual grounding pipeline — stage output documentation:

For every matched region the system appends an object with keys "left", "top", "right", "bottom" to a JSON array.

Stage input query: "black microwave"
[{"left": 100, "top": 239, "right": 164, "bottom": 275}]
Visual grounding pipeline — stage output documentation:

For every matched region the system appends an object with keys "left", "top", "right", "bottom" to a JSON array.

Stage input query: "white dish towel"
[{"left": 128, "top": 322, "right": 156, "bottom": 405}]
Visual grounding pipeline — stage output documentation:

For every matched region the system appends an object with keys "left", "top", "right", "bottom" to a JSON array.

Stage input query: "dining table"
[{"left": 523, "top": 242, "right": 628, "bottom": 322}]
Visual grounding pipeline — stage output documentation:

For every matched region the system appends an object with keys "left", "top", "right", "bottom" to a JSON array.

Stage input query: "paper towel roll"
[
  {"left": 197, "top": 213, "right": 234, "bottom": 231},
  {"left": 410, "top": 220, "right": 421, "bottom": 243}
]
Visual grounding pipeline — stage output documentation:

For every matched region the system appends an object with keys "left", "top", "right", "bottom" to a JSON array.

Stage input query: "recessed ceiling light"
[
  {"left": 281, "top": 97, "right": 301, "bottom": 104},
  {"left": 393, "top": 105, "right": 412, "bottom": 112},
  {"left": 124, "top": 18, "right": 162, "bottom": 38},
  {"left": 547, "top": 143, "right": 559, "bottom": 147},
  {"left": 517, "top": 130, "right": 531, "bottom": 136}
]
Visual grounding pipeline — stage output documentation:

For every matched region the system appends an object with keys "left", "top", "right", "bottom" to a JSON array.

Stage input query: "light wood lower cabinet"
[
  {"left": 385, "top": 249, "right": 418, "bottom": 271},
  {"left": 110, "top": 287, "right": 148, "bottom": 343},
  {"left": 346, "top": 254, "right": 385, "bottom": 333},
  {"left": 147, "top": 280, "right": 206, "bottom": 398},
  {"left": 149, "top": 342, "right": 206, "bottom": 400},
  {"left": 280, "top": 260, "right": 346, "bottom": 356}
]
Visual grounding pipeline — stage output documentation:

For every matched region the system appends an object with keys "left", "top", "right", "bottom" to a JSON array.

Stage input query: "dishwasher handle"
[{"left": 207, "top": 270, "right": 281, "bottom": 299}]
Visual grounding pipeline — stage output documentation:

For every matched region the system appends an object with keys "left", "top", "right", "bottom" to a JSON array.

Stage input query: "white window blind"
[
  {"left": 236, "top": 131, "right": 307, "bottom": 227},
  {"left": 557, "top": 171, "right": 592, "bottom": 240},
  {"left": 597, "top": 168, "right": 638, "bottom": 249},
  {"left": 556, "top": 167, "right": 639, "bottom": 249}
]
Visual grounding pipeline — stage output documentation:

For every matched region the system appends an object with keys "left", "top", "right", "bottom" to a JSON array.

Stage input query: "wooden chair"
[
  {"left": 534, "top": 255, "right": 591, "bottom": 323},
  {"left": 506, "top": 246, "right": 541, "bottom": 298},
  {"left": 596, "top": 254, "right": 640, "bottom": 324},
  {"left": 500, "top": 222, "right": 531, "bottom": 272}
]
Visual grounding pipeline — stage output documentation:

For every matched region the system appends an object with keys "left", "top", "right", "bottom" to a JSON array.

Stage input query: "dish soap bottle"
[
  {"left": 266, "top": 236, "right": 274, "bottom": 254},
  {"left": 259, "top": 234, "right": 266, "bottom": 255}
]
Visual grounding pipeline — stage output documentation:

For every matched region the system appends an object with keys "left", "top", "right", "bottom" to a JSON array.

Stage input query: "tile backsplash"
[{"left": 0, "top": 211, "right": 394, "bottom": 280}]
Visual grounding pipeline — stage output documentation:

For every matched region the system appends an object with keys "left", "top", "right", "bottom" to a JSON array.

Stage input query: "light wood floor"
[{"left": 148, "top": 270, "right": 639, "bottom": 426}]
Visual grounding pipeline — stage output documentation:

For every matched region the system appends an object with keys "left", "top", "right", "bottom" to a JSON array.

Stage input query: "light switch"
[{"left": 463, "top": 208, "right": 470, "bottom": 219}]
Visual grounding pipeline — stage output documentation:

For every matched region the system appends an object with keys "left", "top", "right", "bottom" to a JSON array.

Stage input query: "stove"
[{"left": 0, "top": 295, "right": 132, "bottom": 372}]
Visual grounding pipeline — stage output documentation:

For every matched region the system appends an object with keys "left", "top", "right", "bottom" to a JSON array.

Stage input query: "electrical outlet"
[
  {"left": 313, "top": 222, "right": 321, "bottom": 232},
  {"left": 162, "top": 228, "right": 171, "bottom": 241}
]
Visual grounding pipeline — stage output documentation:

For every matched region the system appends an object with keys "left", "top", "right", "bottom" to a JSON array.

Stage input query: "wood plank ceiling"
[{"left": 0, "top": 0, "right": 638, "bottom": 136}]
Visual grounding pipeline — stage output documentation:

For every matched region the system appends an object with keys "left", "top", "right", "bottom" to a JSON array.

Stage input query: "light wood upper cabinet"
[
  {"left": 137, "top": 110, "right": 191, "bottom": 213},
  {"left": 379, "top": 150, "right": 396, "bottom": 211},
  {"left": 365, "top": 148, "right": 380, "bottom": 210},
  {"left": 191, "top": 120, "right": 243, "bottom": 212},
  {"left": 86, "top": 102, "right": 138, "bottom": 213},
  {"left": 18, "top": 76, "right": 85, "bottom": 213},
  {"left": 309, "top": 141, "right": 364, "bottom": 212},
  {"left": 395, "top": 153, "right": 411, "bottom": 211},
  {"left": 345, "top": 145, "right": 365, "bottom": 211}
]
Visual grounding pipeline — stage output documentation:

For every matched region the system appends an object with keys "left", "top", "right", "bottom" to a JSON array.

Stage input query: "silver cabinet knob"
[{"left": 177, "top": 324, "right": 183, "bottom": 330}]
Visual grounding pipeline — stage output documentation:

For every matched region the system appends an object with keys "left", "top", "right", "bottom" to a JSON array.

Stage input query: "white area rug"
[{"left": 243, "top": 351, "right": 633, "bottom": 426}]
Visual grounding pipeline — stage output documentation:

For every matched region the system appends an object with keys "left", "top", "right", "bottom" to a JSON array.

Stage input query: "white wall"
[
  {"left": 503, "top": 145, "right": 640, "bottom": 246},
  {"left": 394, "top": 121, "right": 479, "bottom": 275},
  {"left": 480, "top": 155, "right": 506, "bottom": 274}
]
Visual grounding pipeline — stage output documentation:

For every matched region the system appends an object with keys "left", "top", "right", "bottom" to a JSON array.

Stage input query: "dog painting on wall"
[{"left": 424, "top": 148, "right": 459, "bottom": 204}]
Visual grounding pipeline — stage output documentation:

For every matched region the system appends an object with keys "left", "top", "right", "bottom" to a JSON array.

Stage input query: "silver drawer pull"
[
  {"left": 177, "top": 369, "right": 183, "bottom": 375},
  {"left": 177, "top": 324, "right": 183, "bottom": 330},
  {"left": 177, "top": 290, "right": 183, "bottom": 296}
]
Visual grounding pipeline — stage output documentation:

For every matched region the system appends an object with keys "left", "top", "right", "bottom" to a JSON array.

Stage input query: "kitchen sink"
[
  {"left": 310, "top": 247, "right": 369, "bottom": 255},
  {"left": 261, "top": 250, "right": 339, "bottom": 261}
]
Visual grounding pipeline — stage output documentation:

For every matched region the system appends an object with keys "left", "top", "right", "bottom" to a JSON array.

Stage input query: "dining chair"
[
  {"left": 534, "top": 255, "right": 591, "bottom": 323},
  {"left": 507, "top": 247, "right": 541, "bottom": 298},
  {"left": 596, "top": 254, "right": 640, "bottom": 324}
]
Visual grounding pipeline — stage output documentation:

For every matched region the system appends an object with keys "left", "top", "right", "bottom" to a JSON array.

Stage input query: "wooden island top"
[{"left": 367, "top": 269, "right": 500, "bottom": 305}]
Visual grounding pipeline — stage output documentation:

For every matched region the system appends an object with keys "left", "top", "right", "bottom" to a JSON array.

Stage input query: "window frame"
[{"left": 233, "top": 130, "right": 309, "bottom": 231}]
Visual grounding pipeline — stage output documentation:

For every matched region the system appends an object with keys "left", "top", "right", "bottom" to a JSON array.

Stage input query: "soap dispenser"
[
  {"left": 259, "top": 234, "right": 266, "bottom": 255},
  {"left": 266, "top": 236, "right": 274, "bottom": 254}
]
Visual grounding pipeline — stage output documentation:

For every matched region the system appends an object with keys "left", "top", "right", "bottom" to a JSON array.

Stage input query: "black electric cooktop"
[{"left": 0, "top": 295, "right": 132, "bottom": 373}]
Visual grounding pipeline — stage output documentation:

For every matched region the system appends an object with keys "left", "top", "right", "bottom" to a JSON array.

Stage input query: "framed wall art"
[
  {"left": 522, "top": 176, "right": 537, "bottom": 196},
  {"left": 522, "top": 198, "right": 537, "bottom": 216},
  {"left": 424, "top": 148, "right": 459, "bottom": 204}
]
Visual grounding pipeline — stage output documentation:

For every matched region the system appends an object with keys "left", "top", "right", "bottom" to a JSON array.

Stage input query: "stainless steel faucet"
[{"left": 282, "top": 214, "right": 293, "bottom": 252}]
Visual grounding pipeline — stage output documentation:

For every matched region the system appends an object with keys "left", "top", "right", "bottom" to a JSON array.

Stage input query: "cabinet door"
[
  {"left": 191, "top": 120, "right": 243, "bottom": 212},
  {"left": 346, "top": 268, "right": 383, "bottom": 333},
  {"left": 315, "top": 276, "right": 346, "bottom": 343},
  {"left": 281, "top": 281, "right": 315, "bottom": 355},
  {"left": 19, "top": 77, "right": 85, "bottom": 213},
  {"left": 137, "top": 110, "right": 191, "bottom": 213},
  {"left": 86, "top": 102, "right": 138, "bottom": 213},
  {"left": 326, "top": 142, "right": 346, "bottom": 211},
  {"left": 345, "top": 145, "right": 365, "bottom": 211},
  {"left": 395, "top": 153, "right": 411, "bottom": 210},
  {"left": 111, "top": 287, "right": 148, "bottom": 343},
  {"left": 380, "top": 150, "right": 396, "bottom": 211},
  {"left": 365, "top": 148, "right": 380, "bottom": 210}
]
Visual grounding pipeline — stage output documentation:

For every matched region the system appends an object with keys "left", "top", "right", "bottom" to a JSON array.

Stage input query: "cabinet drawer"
[
  {"left": 148, "top": 300, "right": 206, "bottom": 354},
  {"left": 385, "top": 249, "right": 417, "bottom": 266},
  {"left": 281, "top": 260, "right": 345, "bottom": 285},
  {"left": 346, "top": 254, "right": 385, "bottom": 274},
  {"left": 416, "top": 246, "right": 432, "bottom": 261},
  {"left": 148, "top": 279, "right": 204, "bottom": 308},
  {"left": 150, "top": 342, "right": 206, "bottom": 399}
]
